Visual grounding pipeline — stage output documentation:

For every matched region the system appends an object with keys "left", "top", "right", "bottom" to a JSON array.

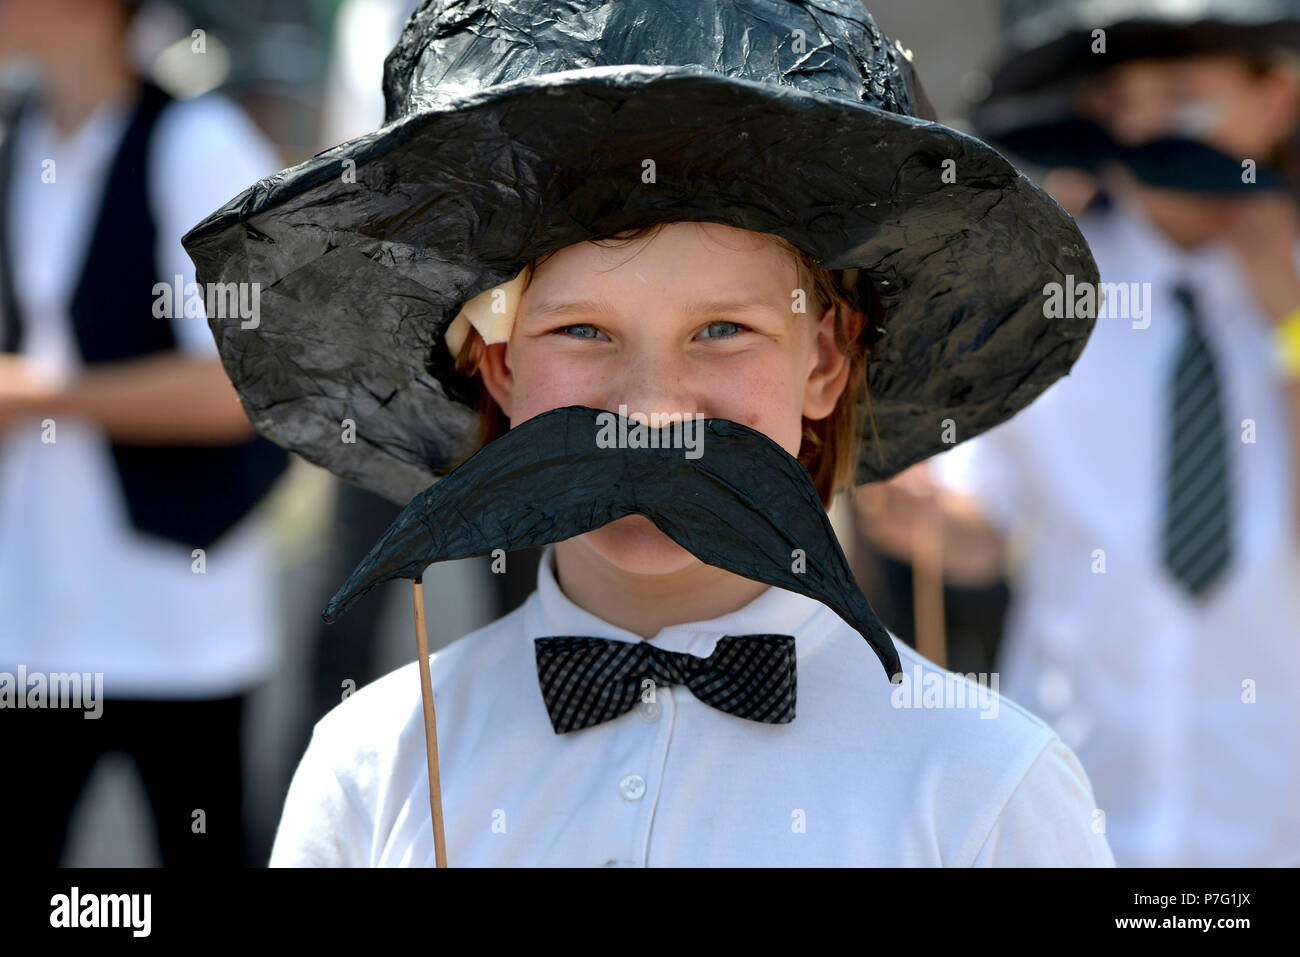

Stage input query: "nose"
[{"left": 602, "top": 339, "right": 704, "bottom": 422}]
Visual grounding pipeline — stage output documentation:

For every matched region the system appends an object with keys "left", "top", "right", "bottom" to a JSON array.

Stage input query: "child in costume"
[
  {"left": 183, "top": 0, "right": 1115, "bottom": 866},
  {"left": 872, "top": 0, "right": 1300, "bottom": 866},
  {"left": 0, "top": 0, "right": 287, "bottom": 866}
]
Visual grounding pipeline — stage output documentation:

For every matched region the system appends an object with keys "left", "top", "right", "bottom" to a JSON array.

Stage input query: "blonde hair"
[{"left": 450, "top": 223, "right": 880, "bottom": 508}]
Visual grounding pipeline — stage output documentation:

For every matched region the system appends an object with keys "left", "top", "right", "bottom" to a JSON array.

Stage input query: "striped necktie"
[
  {"left": 1162, "top": 283, "right": 1233, "bottom": 597},
  {"left": 534, "top": 634, "right": 796, "bottom": 734}
]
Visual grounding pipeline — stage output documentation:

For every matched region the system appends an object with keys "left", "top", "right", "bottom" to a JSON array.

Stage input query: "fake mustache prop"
[
  {"left": 983, "top": 113, "right": 1292, "bottom": 193},
  {"left": 323, "top": 405, "right": 902, "bottom": 682}
]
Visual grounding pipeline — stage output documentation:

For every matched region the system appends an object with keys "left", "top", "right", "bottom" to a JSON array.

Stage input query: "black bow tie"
[{"left": 533, "top": 634, "right": 797, "bottom": 734}]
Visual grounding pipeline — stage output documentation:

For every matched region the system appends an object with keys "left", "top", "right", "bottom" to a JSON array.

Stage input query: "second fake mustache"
[{"left": 322, "top": 405, "right": 902, "bottom": 683}]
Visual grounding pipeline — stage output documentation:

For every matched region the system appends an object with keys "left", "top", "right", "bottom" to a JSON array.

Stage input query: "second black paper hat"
[
  {"left": 986, "top": 0, "right": 1300, "bottom": 102},
  {"left": 181, "top": 0, "right": 1098, "bottom": 505}
]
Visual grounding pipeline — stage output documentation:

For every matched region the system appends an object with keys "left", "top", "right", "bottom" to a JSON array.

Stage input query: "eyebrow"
[{"left": 525, "top": 297, "right": 784, "bottom": 319}]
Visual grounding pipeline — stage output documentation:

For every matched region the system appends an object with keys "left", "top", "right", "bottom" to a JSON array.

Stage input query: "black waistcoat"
[{"left": 0, "top": 79, "right": 288, "bottom": 551}]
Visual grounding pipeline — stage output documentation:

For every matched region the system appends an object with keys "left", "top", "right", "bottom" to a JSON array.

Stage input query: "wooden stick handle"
[
  {"left": 411, "top": 580, "right": 448, "bottom": 868},
  {"left": 911, "top": 509, "right": 948, "bottom": 669}
]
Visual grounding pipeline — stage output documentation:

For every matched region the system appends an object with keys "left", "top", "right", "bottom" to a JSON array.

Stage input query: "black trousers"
[{"left": 1, "top": 693, "right": 247, "bottom": 867}]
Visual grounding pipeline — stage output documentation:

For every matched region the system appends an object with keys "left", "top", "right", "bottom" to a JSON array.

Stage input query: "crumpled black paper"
[
  {"left": 323, "top": 405, "right": 903, "bottom": 683},
  {"left": 180, "top": 0, "right": 1099, "bottom": 506}
]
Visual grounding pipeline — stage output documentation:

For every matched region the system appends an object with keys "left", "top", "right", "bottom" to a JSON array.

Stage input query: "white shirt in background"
[
  {"left": 931, "top": 198, "right": 1300, "bottom": 867},
  {"left": 0, "top": 85, "right": 285, "bottom": 697}
]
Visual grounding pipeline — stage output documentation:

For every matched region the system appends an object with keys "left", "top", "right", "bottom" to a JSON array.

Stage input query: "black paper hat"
[
  {"left": 181, "top": 0, "right": 1098, "bottom": 505},
  {"left": 989, "top": 0, "right": 1300, "bottom": 99},
  {"left": 976, "top": 0, "right": 1300, "bottom": 157}
]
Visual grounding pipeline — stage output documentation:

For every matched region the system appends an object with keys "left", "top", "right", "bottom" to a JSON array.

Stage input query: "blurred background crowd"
[{"left": 1, "top": 0, "right": 1296, "bottom": 867}]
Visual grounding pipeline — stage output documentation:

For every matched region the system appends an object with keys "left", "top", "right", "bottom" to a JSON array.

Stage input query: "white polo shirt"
[
  {"left": 271, "top": 543, "right": 1114, "bottom": 866},
  {"left": 932, "top": 198, "right": 1300, "bottom": 867},
  {"left": 0, "top": 83, "right": 284, "bottom": 697}
]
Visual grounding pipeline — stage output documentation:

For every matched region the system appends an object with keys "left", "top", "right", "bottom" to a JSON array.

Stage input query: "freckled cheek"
[
  {"left": 703, "top": 363, "right": 806, "bottom": 459},
  {"left": 509, "top": 350, "right": 606, "bottom": 423}
]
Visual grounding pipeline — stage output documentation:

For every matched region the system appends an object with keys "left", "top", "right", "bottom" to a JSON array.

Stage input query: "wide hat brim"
[{"left": 182, "top": 63, "right": 1097, "bottom": 505}]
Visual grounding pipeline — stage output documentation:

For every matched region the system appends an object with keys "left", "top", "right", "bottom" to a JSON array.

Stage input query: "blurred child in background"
[{"left": 860, "top": 0, "right": 1300, "bottom": 866}]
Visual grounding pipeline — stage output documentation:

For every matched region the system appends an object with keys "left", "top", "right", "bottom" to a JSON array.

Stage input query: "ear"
[
  {"left": 476, "top": 339, "right": 515, "bottom": 420},
  {"left": 802, "top": 303, "right": 862, "bottom": 421}
]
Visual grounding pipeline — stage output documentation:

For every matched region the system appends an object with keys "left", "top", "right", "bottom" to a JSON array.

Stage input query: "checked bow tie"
[{"left": 534, "top": 634, "right": 797, "bottom": 734}]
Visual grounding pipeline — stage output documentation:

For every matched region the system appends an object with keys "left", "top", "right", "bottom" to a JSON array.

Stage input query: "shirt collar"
[
  {"left": 524, "top": 543, "right": 838, "bottom": 659},
  {"left": 22, "top": 81, "right": 135, "bottom": 166},
  {"left": 1107, "top": 194, "right": 1244, "bottom": 319}
]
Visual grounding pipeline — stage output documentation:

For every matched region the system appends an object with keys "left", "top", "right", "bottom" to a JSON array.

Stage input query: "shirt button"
[
  {"left": 619, "top": 774, "right": 647, "bottom": 801},
  {"left": 639, "top": 698, "right": 661, "bottom": 721}
]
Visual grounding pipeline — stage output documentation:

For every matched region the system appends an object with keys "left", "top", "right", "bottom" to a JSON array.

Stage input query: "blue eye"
[
  {"left": 697, "top": 320, "right": 744, "bottom": 339},
  {"left": 558, "top": 323, "right": 605, "bottom": 339}
]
